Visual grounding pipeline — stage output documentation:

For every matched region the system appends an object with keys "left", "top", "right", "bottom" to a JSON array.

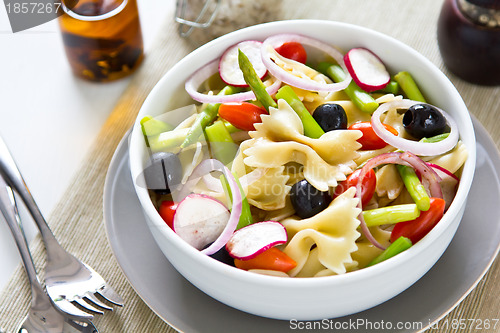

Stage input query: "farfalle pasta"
[
  {"left": 140, "top": 33, "right": 468, "bottom": 278},
  {"left": 282, "top": 188, "right": 361, "bottom": 276}
]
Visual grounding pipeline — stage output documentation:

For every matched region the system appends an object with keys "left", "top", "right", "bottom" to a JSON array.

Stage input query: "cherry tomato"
[
  {"left": 159, "top": 200, "right": 178, "bottom": 230},
  {"left": 275, "top": 42, "right": 307, "bottom": 64},
  {"left": 348, "top": 121, "right": 398, "bottom": 150},
  {"left": 218, "top": 102, "right": 267, "bottom": 131},
  {"left": 333, "top": 168, "right": 376, "bottom": 206},
  {"left": 390, "top": 197, "right": 445, "bottom": 244},
  {"left": 234, "top": 247, "right": 297, "bottom": 273}
]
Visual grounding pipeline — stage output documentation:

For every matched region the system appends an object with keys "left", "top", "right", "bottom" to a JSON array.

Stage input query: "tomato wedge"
[
  {"left": 349, "top": 121, "right": 398, "bottom": 150},
  {"left": 218, "top": 102, "right": 267, "bottom": 131},
  {"left": 333, "top": 168, "right": 376, "bottom": 205},
  {"left": 159, "top": 200, "right": 177, "bottom": 230},
  {"left": 275, "top": 42, "right": 307, "bottom": 64},
  {"left": 390, "top": 197, "right": 445, "bottom": 244},
  {"left": 234, "top": 247, "right": 297, "bottom": 273}
]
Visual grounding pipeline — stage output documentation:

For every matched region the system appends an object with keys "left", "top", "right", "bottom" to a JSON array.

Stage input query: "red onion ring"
[
  {"left": 371, "top": 99, "right": 459, "bottom": 156},
  {"left": 261, "top": 33, "right": 352, "bottom": 92},
  {"left": 356, "top": 152, "right": 442, "bottom": 250},
  {"left": 427, "top": 163, "right": 459, "bottom": 182},
  {"left": 175, "top": 159, "right": 242, "bottom": 255},
  {"left": 185, "top": 60, "right": 281, "bottom": 104}
]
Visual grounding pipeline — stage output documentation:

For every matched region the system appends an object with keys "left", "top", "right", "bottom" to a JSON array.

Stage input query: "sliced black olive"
[
  {"left": 144, "top": 152, "right": 182, "bottom": 194},
  {"left": 403, "top": 104, "right": 448, "bottom": 140},
  {"left": 312, "top": 103, "right": 348, "bottom": 132},
  {"left": 289, "top": 179, "right": 332, "bottom": 219}
]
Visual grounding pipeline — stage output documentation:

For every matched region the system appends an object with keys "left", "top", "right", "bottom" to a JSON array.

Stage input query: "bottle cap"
[{"left": 465, "top": 0, "right": 500, "bottom": 10}]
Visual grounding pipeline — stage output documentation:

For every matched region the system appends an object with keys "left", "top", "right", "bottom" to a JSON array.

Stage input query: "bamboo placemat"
[{"left": 0, "top": 1, "right": 498, "bottom": 332}]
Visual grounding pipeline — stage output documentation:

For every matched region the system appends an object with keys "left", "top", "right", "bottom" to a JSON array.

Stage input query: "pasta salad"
[{"left": 139, "top": 33, "right": 467, "bottom": 278}]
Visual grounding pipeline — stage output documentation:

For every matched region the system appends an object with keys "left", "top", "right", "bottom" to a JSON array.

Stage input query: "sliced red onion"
[
  {"left": 427, "top": 163, "right": 459, "bottom": 182},
  {"left": 185, "top": 60, "right": 281, "bottom": 104},
  {"left": 356, "top": 152, "right": 442, "bottom": 250},
  {"left": 261, "top": 33, "right": 352, "bottom": 92},
  {"left": 226, "top": 221, "right": 287, "bottom": 260},
  {"left": 427, "top": 163, "right": 459, "bottom": 210},
  {"left": 371, "top": 99, "right": 459, "bottom": 156},
  {"left": 174, "top": 159, "right": 242, "bottom": 255}
]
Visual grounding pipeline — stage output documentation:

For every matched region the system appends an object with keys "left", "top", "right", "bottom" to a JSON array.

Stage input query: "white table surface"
[{"left": 0, "top": 0, "right": 174, "bottom": 290}]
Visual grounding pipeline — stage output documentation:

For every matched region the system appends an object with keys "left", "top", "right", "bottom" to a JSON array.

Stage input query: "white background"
[{"left": 0, "top": 0, "right": 173, "bottom": 289}]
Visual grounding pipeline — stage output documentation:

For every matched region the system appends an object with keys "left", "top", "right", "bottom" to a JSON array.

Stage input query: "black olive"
[
  {"left": 403, "top": 104, "right": 448, "bottom": 140},
  {"left": 289, "top": 179, "right": 332, "bottom": 219},
  {"left": 144, "top": 152, "right": 182, "bottom": 194},
  {"left": 208, "top": 245, "right": 235, "bottom": 267},
  {"left": 312, "top": 103, "right": 348, "bottom": 132}
]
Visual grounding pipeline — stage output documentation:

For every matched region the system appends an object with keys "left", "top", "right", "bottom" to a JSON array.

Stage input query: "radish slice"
[
  {"left": 219, "top": 41, "right": 267, "bottom": 87},
  {"left": 344, "top": 48, "right": 390, "bottom": 92},
  {"left": 371, "top": 99, "right": 459, "bottom": 156},
  {"left": 226, "top": 221, "right": 287, "bottom": 260},
  {"left": 427, "top": 163, "right": 459, "bottom": 210},
  {"left": 173, "top": 194, "right": 230, "bottom": 250},
  {"left": 174, "top": 159, "right": 242, "bottom": 255},
  {"left": 185, "top": 60, "right": 281, "bottom": 104},
  {"left": 261, "top": 33, "right": 351, "bottom": 92}
]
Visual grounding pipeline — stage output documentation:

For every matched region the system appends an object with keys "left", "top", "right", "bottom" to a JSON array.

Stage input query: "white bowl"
[{"left": 129, "top": 20, "right": 476, "bottom": 320}]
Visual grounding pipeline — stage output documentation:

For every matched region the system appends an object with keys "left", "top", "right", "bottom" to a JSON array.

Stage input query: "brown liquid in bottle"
[
  {"left": 58, "top": 0, "right": 144, "bottom": 82},
  {"left": 437, "top": 0, "right": 500, "bottom": 85}
]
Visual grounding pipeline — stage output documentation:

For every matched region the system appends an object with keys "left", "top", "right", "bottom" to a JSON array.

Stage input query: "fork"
[
  {"left": 0, "top": 136, "right": 123, "bottom": 321},
  {"left": 0, "top": 175, "right": 98, "bottom": 333}
]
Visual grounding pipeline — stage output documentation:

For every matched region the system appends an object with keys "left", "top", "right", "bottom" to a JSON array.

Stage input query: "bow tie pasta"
[{"left": 282, "top": 188, "right": 361, "bottom": 276}]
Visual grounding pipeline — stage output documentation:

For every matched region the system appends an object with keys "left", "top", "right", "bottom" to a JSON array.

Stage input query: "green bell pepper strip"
[
  {"left": 317, "top": 62, "right": 379, "bottom": 114},
  {"left": 238, "top": 49, "right": 277, "bottom": 112},
  {"left": 397, "top": 164, "right": 431, "bottom": 211},
  {"left": 220, "top": 173, "right": 253, "bottom": 230},
  {"left": 394, "top": 71, "right": 426, "bottom": 103},
  {"left": 367, "top": 236, "right": 412, "bottom": 267},
  {"left": 181, "top": 85, "right": 239, "bottom": 148},
  {"left": 275, "top": 85, "right": 325, "bottom": 139},
  {"left": 362, "top": 204, "right": 420, "bottom": 227}
]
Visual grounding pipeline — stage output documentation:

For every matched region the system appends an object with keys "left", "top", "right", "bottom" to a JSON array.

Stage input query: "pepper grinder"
[{"left": 437, "top": 0, "right": 500, "bottom": 85}]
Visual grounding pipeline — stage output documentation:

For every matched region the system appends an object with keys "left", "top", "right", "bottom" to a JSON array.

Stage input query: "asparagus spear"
[
  {"left": 275, "top": 85, "right": 325, "bottom": 139},
  {"left": 181, "top": 85, "right": 238, "bottom": 148},
  {"left": 378, "top": 80, "right": 400, "bottom": 95},
  {"left": 367, "top": 236, "right": 412, "bottom": 267},
  {"left": 363, "top": 204, "right": 421, "bottom": 227},
  {"left": 420, "top": 133, "right": 450, "bottom": 143},
  {"left": 394, "top": 71, "right": 426, "bottom": 103},
  {"left": 205, "top": 120, "right": 238, "bottom": 166},
  {"left": 397, "top": 164, "right": 431, "bottom": 211},
  {"left": 220, "top": 173, "right": 254, "bottom": 230},
  {"left": 238, "top": 49, "right": 277, "bottom": 111},
  {"left": 317, "top": 62, "right": 379, "bottom": 113}
]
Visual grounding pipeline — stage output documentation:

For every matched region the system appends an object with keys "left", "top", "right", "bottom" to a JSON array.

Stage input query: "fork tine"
[
  {"left": 74, "top": 298, "right": 105, "bottom": 315},
  {"left": 54, "top": 299, "right": 94, "bottom": 321},
  {"left": 97, "top": 285, "right": 124, "bottom": 306},
  {"left": 85, "top": 292, "right": 113, "bottom": 311}
]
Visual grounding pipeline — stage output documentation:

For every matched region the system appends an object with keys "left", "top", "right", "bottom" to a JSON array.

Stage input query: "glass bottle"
[
  {"left": 58, "top": 0, "right": 144, "bottom": 82},
  {"left": 437, "top": 0, "right": 500, "bottom": 85}
]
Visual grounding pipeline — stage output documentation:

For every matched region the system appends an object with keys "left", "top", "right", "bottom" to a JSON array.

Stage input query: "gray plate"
[{"left": 104, "top": 118, "right": 500, "bottom": 333}]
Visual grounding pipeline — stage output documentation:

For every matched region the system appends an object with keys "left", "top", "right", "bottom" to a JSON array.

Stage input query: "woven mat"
[{"left": 1, "top": 1, "right": 498, "bottom": 332}]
